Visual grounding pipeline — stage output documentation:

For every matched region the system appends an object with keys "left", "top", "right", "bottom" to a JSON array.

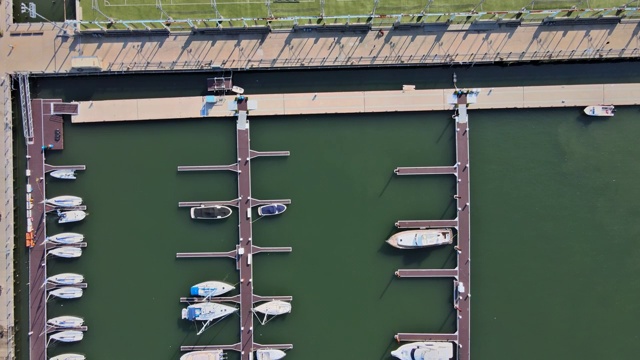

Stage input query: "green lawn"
[{"left": 78, "top": 0, "right": 635, "bottom": 22}]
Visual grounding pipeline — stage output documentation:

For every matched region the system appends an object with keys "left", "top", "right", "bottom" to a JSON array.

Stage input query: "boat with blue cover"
[
  {"left": 258, "top": 203, "right": 287, "bottom": 216},
  {"left": 181, "top": 303, "right": 237, "bottom": 322}
]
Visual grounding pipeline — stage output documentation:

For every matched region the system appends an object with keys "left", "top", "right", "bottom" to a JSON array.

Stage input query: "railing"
[
  {"left": 3, "top": 0, "right": 12, "bottom": 32},
  {"left": 17, "top": 74, "right": 33, "bottom": 145}
]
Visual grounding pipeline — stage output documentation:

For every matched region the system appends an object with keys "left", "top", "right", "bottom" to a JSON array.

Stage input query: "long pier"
[
  {"left": 177, "top": 102, "right": 292, "bottom": 358},
  {"left": 71, "top": 83, "right": 640, "bottom": 123},
  {"left": 392, "top": 91, "right": 472, "bottom": 359}
]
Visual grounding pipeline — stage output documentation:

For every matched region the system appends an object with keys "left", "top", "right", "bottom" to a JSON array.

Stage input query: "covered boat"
[
  {"left": 49, "top": 330, "right": 83, "bottom": 343},
  {"left": 190, "top": 281, "right": 235, "bottom": 298},
  {"left": 231, "top": 86, "right": 245, "bottom": 95},
  {"left": 583, "top": 105, "right": 615, "bottom": 117},
  {"left": 57, "top": 210, "right": 87, "bottom": 224},
  {"left": 254, "top": 301, "right": 292, "bottom": 316},
  {"left": 47, "top": 273, "right": 84, "bottom": 285},
  {"left": 47, "top": 316, "right": 84, "bottom": 328},
  {"left": 49, "top": 354, "right": 86, "bottom": 360},
  {"left": 46, "top": 196, "right": 83, "bottom": 207},
  {"left": 386, "top": 229, "right": 453, "bottom": 249},
  {"left": 254, "top": 349, "right": 286, "bottom": 360},
  {"left": 180, "top": 350, "right": 224, "bottom": 360},
  {"left": 48, "top": 247, "right": 82, "bottom": 258},
  {"left": 181, "top": 303, "right": 237, "bottom": 322},
  {"left": 190, "top": 206, "right": 232, "bottom": 220},
  {"left": 49, "top": 287, "right": 83, "bottom": 299},
  {"left": 50, "top": 169, "right": 76, "bottom": 180},
  {"left": 46, "top": 233, "right": 84, "bottom": 244},
  {"left": 258, "top": 204, "right": 287, "bottom": 217},
  {"left": 391, "top": 342, "right": 454, "bottom": 360}
]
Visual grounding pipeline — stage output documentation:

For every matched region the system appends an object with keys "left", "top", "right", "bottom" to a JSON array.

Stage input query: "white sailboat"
[
  {"left": 47, "top": 316, "right": 84, "bottom": 328},
  {"left": 190, "top": 281, "right": 235, "bottom": 297},
  {"left": 50, "top": 169, "right": 77, "bottom": 180},
  {"left": 49, "top": 330, "right": 84, "bottom": 343},
  {"left": 48, "top": 247, "right": 82, "bottom": 258},
  {"left": 254, "top": 349, "right": 286, "bottom": 360},
  {"left": 47, "top": 273, "right": 84, "bottom": 285},
  {"left": 46, "top": 196, "right": 83, "bottom": 207},
  {"left": 49, "top": 287, "right": 83, "bottom": 299},
  {"left": 386, "top": 229, "right": 453, "bottom": 249},
  {"left": 57, "top": 210, "right": 87, "bottom": 224},
  {"left": 253, "top": 300, "right": 291, "bottom": 325},
  {"left": 180, "top": 350, "right": 224, "bottom": 360},
  {"left": 182, "top": 303, "right": 237, "bottom": 335},
  {"left": 46, "top": 233, "right": 84, "bottom": 244},
  {"left": 49, "top": 354, "right": 86, "bottom": 360},
  {"left": 391, "top": 342, "right": 454, "bottom": 360}
]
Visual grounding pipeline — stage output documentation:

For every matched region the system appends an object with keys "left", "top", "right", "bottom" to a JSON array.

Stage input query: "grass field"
[{"left": 78, "top": 0, "right": 636, "bottom": 23}]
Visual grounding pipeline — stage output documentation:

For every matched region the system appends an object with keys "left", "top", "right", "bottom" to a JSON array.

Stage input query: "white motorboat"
[
  {"left": 50, "top": 169, "right": 76, "bottom": 180},
  {"left": 47, "top": 316, "right": 84, "bottom": 328},
  {"left": 190, "top": 206, "right": 232, "bottom": 220},
  {"left": 386, "top": 229, "right": 453, "bottom": 249},
  {"left": 49, "top": 287, "right": 83, "bottom": 299},
  {"left": 46, "top": 195, "right": 83, "bottom": 207},
  {"left": 47, "top": 273, "right": 84, "bottom": 285},
  {"left": 180, "top": 350, "right": 224, "bottom": 360},
  {"left": 584, "top": 105, "right": 615, "bottom": 117},
  {"left": 48, "top": 247, "right": 82, "bottom": 258},
  {"left": 57, "top": 210, "right": 87, "bottom": 224},
  {"left": 190, "top": 281, "right": 235, "bottom": 297},
  {"left": 257, "top": 204, "right": 287, "bottom": 217},
  {"left": 254, "top": 349, "right": 286, "bottom": 360},
  {"left": 49, "top": 330, "right": 83, "bottom": 343},
  {"left": 46, "top": 233, "right": 84, "bottom": 244},
  {"left": 391, "top": 342, "right": 454, "bottom": 360},
  {"left": 254, "top": 301, "right": 292, "bottom": 316},
  {"left": 181, "top": 303, "right": 237, "bottom": 322},
  {"left": 49, "top": 354, "right": 86, "bottom": 360}
]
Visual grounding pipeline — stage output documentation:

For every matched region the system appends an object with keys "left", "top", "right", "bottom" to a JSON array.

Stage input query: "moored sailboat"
[
  {"left": 46, "top": 196, "right": 83, "bottom": 207},
  {"left": 48, "top": 247, "right": 82, "bottom": 258},
  {"left": 47, "top": 273, "right": 84, "bottom": 285},
  {"left": 49, "top": 354, "right": 85, "bottom": 360},
  {"left": 50, "top": 169, "right": 76, "bottom": 180},
  {"left": 49, "top": 330, "right": 84, "bottom": 343},
  {"left": 47, "top": 316, "right": 84, "bottom": 328},
  {"left": 391, "top": 341, "right": 454, "bottom": 360},
  {"left": 190, "top": 281, "right": 235, "bottom": 297},
  {"left": 180, "top": 350, "right": 224, "bottom": 360},
  {"left": 46, "top": 233, "right": 84, "bottom": 244},
  {"left": 57, "top": 210, "right": 87, "bottom": 224},
  {"left": 49, "top": 287, "right": 83, "bottom": 299},
  {"left": 386, "top": 229, "right": 453, "bottom": 249},
  {"left": 253, "top": 301, "right": 291, "bottom": 316}
]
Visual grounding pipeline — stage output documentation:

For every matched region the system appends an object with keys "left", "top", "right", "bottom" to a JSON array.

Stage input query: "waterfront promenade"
[{"left": 72, "top": 83, "right": 640, "bottom": 122}]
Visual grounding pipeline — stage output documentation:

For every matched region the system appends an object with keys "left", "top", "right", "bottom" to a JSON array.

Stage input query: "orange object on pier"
[{"left": 26, "top": 231, "right": 35, "bottom": 248}]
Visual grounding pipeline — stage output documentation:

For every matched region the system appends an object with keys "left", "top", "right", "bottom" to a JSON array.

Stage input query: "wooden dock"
[{"left": 71, "top": 83, "right": 640, "bottom": 123}]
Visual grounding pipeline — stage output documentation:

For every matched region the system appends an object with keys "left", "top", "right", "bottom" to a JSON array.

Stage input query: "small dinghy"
[
  {"left": 57, "top": 210, "right": 87, "bottom": 224},
  {"left": 50, "top": 169, "right": 76, "bottom": 180},
  {"left": 231, "top": 85, "right": 245, "bottom": 95},
  {"left": 49, "top": 354, "right": 86, "bottom": 360},
  {"left": 190, "top": 281, "right": 235, "bottom": 298},
  {"left": 254, "top": 301, "right": 292, "bottom": 316},
  {"left": 49, "top": 287, "right": 83, "bottom": 299},
  {"left": 48, "top": 247, "right": 82, "bottom": 258},
  {"left": 46, "top": 233, "right": 84, "bottom": 244},
  {"left": 254, "top": 349, "right": 286, "bottom": 360},
  {"left": 49, "top": 330, "right": 83, "bottom": 343},
  {"left": 47, "top": 273, "right": 84, "bottom": 285},
  {"left": 583, "top": 105, "right": 615, "bottom": 117},
  {"left": 46, "top": 196, "right": 83, "bottom": 207},
  {"left": 258, "top": 204, "right": 287, "bottom": 217},
  {"left": 180, "top": 350, "right": 224, "bottom": 360},
  {"left": 190, "top": 206, "right": 232, "bottom": 220},
  {"left": 47, "top": 316, "right": 84, "bottom": 328}
]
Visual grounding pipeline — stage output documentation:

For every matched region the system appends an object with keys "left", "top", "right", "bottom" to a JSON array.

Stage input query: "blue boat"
[{"left": 258, "top": 203, "right": 287, "bottom": 216}]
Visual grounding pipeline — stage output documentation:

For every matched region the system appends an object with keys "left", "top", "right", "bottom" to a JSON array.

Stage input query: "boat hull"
[
  {"left": 190, "top": 206, "right": 232, "bottom": 220},
  {"left": 180, "top": 350, "right": 224, "bottom": 360},
  {"left": 386, "top": 229, "right": 453, "bottom": 249},
  {"left": 182, "top": 303, "right": 237, "bottom": 321},
  {"left": 49, "top": 353, "right": 86, "bottom": 360},
  {"left": 50, "top": 170, "right": 76, "bottom": 180},
  {"left": 391, "top": 342, "right": 454, "bottom": 360},
  {"left": 190, "top": 281, "right": 235, "bottom": 297},
  {"left": 254, "top": 300, "right": 292, "bottom": 316},
  {"left": 57, "top": 211, "right": 87, "bottom": 224},
  {"left": 46, "top": 233, "right": 84, "bottom": 244},
  {"left": 47, "top": 316, "right": 84, "bottom": 328},
  {"left": 49, "top": 287, "right": 83, "bottom": 299},
  {"left": 258, "top": 204, "right": 287, "bottom": 217},
  {"left": 49, "top": 330, "right": 84, "bottom": 343},
  {"left": 46, "top": 196, "right": 83, "bottom": 207},
  {"left": 255, "top": 349, "right": 286, "bottom": 360},
  {"left": 48, "top": 247, "right": 82, "bottom": 258},
  {"left": 47, "top": 273, "right": 84, "bottom": 285},
  {"left": 583, "top": 105, "right": 615, "bottom": 117}
]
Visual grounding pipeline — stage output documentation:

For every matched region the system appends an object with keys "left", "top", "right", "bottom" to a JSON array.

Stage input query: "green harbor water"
[{"left": 15, "top": 64, "right": 640, "bottom": 360}]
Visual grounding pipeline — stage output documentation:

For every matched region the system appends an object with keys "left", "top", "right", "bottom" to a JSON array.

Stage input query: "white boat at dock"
[
  {"left": 254, "top": 301, "right": 291, "bottom": 316},
  {"left": 47, "top": 316, "right": 84, "bottom": 328},
  {"left": 46, "top": 195, "right": 83, "bottom": 207},
  {"left": 48, "top": 247, "right": 82, "bottom": 258},
  {"left": 254, "top": 349, "right": 286, "bottom": 360},
  {"left": 49, "top": 330, "right": 83, "bottom": 343},
  {"left": 180, "top": 350, "right": 224, "bottom": 360},
  {"left": 190, "top": 206, "right": 232, "bottom": 220},
  {"left": 182, "top": 303, "right": 237, "bottom": 322},
  {"left": 391, "top": 341, "right": 454, "bottom": 360},
  {"left": 386, "top": 229, "right": 453, "bottom": 249},
  {"left": 258, "top": 204, "right": 287, "bottom": 217},
  {"left": 47, "top": 273, "right": 84, "bottom": 285},
  {"left": 50, "top": 169, "right": 77, "bottom": 180},
  {"left": 57, "top": 210, "right": 87, "bottom": 224},
  {"left": 190, "top": 281, "right": 235, "bottom": 298},
  {"left": 583, "top": 105, "right": 615, "bottom": 117},
  {"left": 46, "top": 233, "right": 84, "bottom": 244},
  {"left": 49, "top": 354, "right": 86, "bottom": 360},
  {"left": 49, "top": 287, "right": 83, "bottom": 299},
  {"left": 231, "top": 85, "right": 245, "bottom": 94}
]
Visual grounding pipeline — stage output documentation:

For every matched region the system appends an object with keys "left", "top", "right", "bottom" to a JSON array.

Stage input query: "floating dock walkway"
[
  {"left": 71, "top": 83, "right": 640, "bottom": 123},
  {"left": 176, "top": 101, "right": 292, "bottom": 358}
]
